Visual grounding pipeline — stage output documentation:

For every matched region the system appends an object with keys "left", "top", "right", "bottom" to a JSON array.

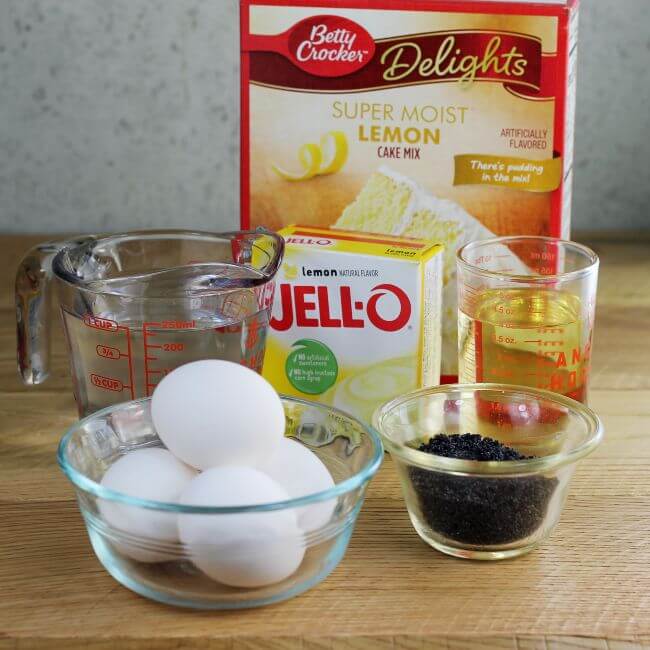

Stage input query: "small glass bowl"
[
  {"left": 58, "top": 396, "right": 383, "bottom": 608},
  {"left": 374, "top": 384, "right": 603, "bottom": 560}
]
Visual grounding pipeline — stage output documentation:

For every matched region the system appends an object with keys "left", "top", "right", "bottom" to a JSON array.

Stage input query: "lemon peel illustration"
[
  {"left": 318, "top": 131, "right": 349, "bottom": 176},
  {"left": 284, "top": 263, "right": 298, "bottom": 280},
  {"left": 272, "top": 143, "right": 322, "bottom": 182},
  {"left": 272, "top": 131, "right": 348, "bottom": 182}
]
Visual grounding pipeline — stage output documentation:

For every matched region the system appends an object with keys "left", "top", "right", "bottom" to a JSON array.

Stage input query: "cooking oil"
[{"left": 458, "top": 288, "right": 591, "bottom": 403}]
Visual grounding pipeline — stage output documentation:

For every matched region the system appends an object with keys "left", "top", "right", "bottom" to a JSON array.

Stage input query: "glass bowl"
[
  {"left": 373, "top": 384, "right": 603, "bottom": 560},
  {"left": 58, "top": 396, "right": 383, "bottom": 608}
]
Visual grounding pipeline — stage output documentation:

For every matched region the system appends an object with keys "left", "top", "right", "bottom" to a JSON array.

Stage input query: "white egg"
[
  {"left": 99, "top": 448, "right": 197, "bottom": 562},
  {"left": 257, "top": 437, "right": 337, "bottom": 532},
  {"left": 151, "top": 360, "right": 285, "bottom": 470},
  {"left": 178, "top": 466, "right": 305, "bottom": 588}
]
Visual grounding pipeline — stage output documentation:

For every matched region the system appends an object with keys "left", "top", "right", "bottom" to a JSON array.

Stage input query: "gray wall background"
[{"left": 0, "top": 0, "right": 648, "bottom": 234}]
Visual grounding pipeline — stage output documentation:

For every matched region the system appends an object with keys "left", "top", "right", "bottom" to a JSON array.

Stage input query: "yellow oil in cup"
[{"left": 457, "top": 237, "right": 599, "bottom": 404}]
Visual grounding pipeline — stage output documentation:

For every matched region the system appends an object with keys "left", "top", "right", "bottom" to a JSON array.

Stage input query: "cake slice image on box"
[{"left": 334, "top": 166, "right": 494, "bottom": 379}]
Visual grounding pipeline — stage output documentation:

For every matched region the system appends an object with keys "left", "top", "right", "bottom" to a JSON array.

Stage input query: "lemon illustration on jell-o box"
[{"left": 283, "top": 263, "right": 298, "bottom": 281}]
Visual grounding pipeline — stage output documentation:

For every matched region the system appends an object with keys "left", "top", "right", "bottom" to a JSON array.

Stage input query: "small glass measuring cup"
[
  {"left": 457, "top": 236, "right": 599, "bottom": 404},
  {"left": 16, "top": 230, "right": 284, "bottom": 415}
]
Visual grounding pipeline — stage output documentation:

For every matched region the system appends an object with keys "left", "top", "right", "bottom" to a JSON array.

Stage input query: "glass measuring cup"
[
  {"left": 16, "top": 230, "right": 284, "bottom": 415},
  {"left": 457, "top": 236, "right": 599, "bottom": 404}
]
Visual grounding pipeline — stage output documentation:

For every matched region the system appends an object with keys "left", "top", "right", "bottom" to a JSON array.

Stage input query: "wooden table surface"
[{"left": 1, "top": 235, "right": 649, "bottom": 650}]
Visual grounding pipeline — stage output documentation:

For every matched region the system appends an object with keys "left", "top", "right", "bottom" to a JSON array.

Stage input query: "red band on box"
[{"left": 245, "top": 28, "right": 544, "bottom": 95}]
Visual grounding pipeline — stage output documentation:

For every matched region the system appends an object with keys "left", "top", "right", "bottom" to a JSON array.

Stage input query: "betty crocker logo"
[
  {"left": 245, "top": 15, "right": 376, "bottom": 78},
  {"left": 287, "top": 16, "right": 375, "bottom": 77}
]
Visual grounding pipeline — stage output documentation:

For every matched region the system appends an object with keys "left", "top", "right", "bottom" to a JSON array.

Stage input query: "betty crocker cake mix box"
[
  {"left": 263, "top": 225, "right": 443, "bottom": 423},
  {"left": 240, "top": 0, "right": 578, "bottom": 379}
]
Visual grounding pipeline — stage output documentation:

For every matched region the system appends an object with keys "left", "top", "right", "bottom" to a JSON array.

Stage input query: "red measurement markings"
[
  {"left": 91, "top": 373, "right": 124, "bottom": 392},
  {"left": 96, "top": 344, "right": 121, "bottom": 360},
  {"left": 245, "top": 319, "right": 260, "bottom": 352},
  {"left": 123, "top": 325, "right": 135, "bottom": 400},
  {"left": 83, "top": 315, "right": 118, "bottom": 332},
  {"left": 461, "top": 284, "right": 481, "bottom": 310},
  {"left": 493, "top": 333, "right": 516, "bottom": 345},
  {"left": 476, "top": 394, "right": 567, "bottom": 427},
  {"left": 142, "top": 322, "right": 195, "bottom": 395},
  {"left": 142, "top": 322, "right": 158, "bottom": 397},
  {"left": 143, "top": 343, "right": 185, "bottom": 352},
  {"left": 529, "top": 251, "right": 556, "bottom": 261},
  {"left": 84, "top": 314, "right": 135, "bottom": 399},
  {"left": 161, "top": 320, "right": 195, "bottom": 329}
]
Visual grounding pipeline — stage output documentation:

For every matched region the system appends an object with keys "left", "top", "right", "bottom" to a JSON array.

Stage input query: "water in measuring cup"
[
  {"left": 62, "top": 310, "right": 269, "bottom": 415},
  {"left": 458, "top": 288, "right": 591, "bottom": 403}
]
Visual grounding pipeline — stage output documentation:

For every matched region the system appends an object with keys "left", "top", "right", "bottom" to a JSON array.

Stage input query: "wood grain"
[{"left": 0, "top": 236, "right": 649, "bottom": 650}]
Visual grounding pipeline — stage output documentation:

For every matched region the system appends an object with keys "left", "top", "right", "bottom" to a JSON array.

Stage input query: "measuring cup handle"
[{"left": 15, "top": 237, "right": 93, "bottom": 385}]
